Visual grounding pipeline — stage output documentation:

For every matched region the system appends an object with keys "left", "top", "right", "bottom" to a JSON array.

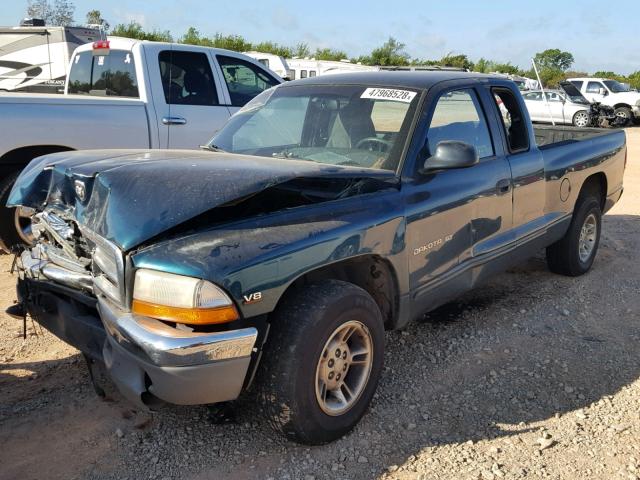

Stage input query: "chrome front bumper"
[
  {"left": 18, "top": 247, "right": 259, "bottom": 407},
  {"left": 97, "top": 297, "right": 257, "bottom": 367},
  {"left": 98, "top": 297, "right": 258, "bottom": 406}
]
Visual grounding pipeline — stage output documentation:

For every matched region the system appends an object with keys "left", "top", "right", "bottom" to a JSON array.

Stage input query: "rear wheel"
[
  {"left": 258, "top": 280, "right": 385, "bottom": 444},
  {"left": 546, "top": 193, "right": 602, "bottom": 276},
  {"left": 614, "top": 106, "right": 633, "bottom": 126},
  {"left": 572, "top": 110, "right": 590, "bottom": 128}
]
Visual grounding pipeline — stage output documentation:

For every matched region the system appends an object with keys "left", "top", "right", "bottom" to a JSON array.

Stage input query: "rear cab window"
[
  {"left": 68, "top": 50, "right": 139, "bottom": 98},
  {"left": 491, "top": 87, "right": 529, "bottom": 153}
]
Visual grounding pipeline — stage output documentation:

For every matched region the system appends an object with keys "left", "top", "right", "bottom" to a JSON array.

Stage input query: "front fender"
[{"left": 131, "top": 191, "right": 408, "bottom": 319}]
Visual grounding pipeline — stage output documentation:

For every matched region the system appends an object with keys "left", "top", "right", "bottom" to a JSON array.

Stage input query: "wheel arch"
[
  {"left": 612, "top": 103, "right": 632, "bottom": 110},
  {"left": 0, "top": 145, "right": 75, "bottom": 173},
  {"left": 273, "top": 254, "right": 400, "bottom": 330},
  {"left": 577, "top": 172, "right": 607, "bottom": 211}
]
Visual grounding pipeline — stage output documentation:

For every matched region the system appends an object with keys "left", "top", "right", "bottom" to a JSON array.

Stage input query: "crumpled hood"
[{"left": 8, "top": 149, "right": 393, "bottom": 250}]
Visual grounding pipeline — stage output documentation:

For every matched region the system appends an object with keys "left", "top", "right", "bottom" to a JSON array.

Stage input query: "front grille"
[
  {"left": 27, "top": 209, "right": 126, "bottom": 307},
  {"left": 82, "top": 226, "right": 125, "bottom": 305}
]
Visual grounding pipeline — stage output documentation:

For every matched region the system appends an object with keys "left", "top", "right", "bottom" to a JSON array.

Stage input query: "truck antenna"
[{"left": 531, "top": 58, "right": 555, "bottom": 126}]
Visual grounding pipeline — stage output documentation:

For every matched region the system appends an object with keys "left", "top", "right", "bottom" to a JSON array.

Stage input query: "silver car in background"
[{"left": 523, "top": 85, "right": 592, "bottom": 127}]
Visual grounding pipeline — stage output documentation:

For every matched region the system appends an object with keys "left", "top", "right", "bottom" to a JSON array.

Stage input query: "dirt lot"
[{"left": 1, "top": 128, "right": 639, "bottom": 480}]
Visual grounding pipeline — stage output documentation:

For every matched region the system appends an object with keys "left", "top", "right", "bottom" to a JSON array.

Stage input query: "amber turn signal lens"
[{"left": 132, "top": 299, "right": 239, "bottom": 325}]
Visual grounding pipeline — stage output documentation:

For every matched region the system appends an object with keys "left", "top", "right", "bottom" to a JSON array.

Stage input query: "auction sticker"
[{"left": 361, "top": 88, "right": 416, "bottom": 103}]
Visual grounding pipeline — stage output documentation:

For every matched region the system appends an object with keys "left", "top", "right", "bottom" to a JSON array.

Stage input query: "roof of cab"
[{"left": 282, "top": 71, "right": 503, "bottom": 90}]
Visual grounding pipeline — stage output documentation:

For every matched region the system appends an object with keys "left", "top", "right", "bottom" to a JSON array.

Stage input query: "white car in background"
[
  {"left": 568, "top": 77, "right": 640, "bottom": 125},
  {"left": 522, "top": 83, "right": 592, "bottom": 127}
]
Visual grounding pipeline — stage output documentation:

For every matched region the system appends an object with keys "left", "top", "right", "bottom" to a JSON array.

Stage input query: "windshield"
[
  {"left": 210, "top": 84, "right": 421, "bottom": 172},
  {"left": 603, "top": 80, "right": 630, "bottom": 93}
]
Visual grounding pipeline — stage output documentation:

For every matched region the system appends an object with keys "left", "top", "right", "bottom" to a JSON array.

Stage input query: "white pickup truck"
[
  {"left": 0, "top": 37, "right": 282, "bottom": 250},
  {"left": 567, "top": 77, "right": 640, "bottom": 125}
]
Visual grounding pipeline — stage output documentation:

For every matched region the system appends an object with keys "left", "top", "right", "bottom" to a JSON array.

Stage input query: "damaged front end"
[{"left": 15, "top": 207, "right": 258, "bottom": 409}]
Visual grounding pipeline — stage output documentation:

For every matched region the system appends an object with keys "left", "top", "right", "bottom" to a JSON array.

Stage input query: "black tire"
[
  {"left": 0, "top": 171, "right": 24, "bottom": 254},
  {"left": 572, "top": 110, "right": 590, "bottom": 128},
  {"left": 258, "top": 280, "right": 385, "bottom": 444},
  {"left": 614, "top": 106, "right": 633, "bottom": 126},
  {"left": 546, "top": 193, "right": 602, "bottom": 276}
]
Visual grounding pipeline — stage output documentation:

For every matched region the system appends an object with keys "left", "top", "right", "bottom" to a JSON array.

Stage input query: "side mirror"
[
  {"left": 421, "top": 141, "right": 479, "bottom": 173},
  {"left": 598, "top": 88, "right": 608, "bottom": 96}
]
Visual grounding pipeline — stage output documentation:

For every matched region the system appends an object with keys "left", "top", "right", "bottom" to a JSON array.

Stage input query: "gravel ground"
[{"left": 1, "top": 127, "right": 639, "bottom": 480}]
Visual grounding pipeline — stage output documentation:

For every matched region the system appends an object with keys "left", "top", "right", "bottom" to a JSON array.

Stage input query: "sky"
[{"left": 2, "top": 0, "right": 639, "bottom": 75}]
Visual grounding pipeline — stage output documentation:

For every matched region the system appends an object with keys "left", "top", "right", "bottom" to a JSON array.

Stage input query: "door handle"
[
  {"left": 496, "top": 179, "right": 511, "bottom": 195},
  {"left": 162, "top": 116, "right": 187, "bottom": 126}
]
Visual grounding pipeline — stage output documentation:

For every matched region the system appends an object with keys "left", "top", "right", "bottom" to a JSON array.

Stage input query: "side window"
[
  {"left": 159, "top": 51, "right": 218, "bottom": 106},
  {"left": 586, "top": 81, "right": 603, "bottom": 94},
  {"left": 492, "top": 88, "right": 529, "bottom": 153},
  {"left": 427, "top": 89, "right": 494, "bottom": 159},
  {"left": 68, "top": 50, "right": 138, "bottom": 98},
  {"left": 216, "top": 55, "right": 280, "bottom": 107},
  {"left": 300, "top": 70, "right": 308, "bottom": 79},
  {"left": 309, "top": 70, "right": 317, "bottom": 77},
  {"left": 546, "top": 92, "right": 561, "bottom": 102},
  {"left": 523, "top": 92, "right": 542, "bottom": 101},
  {"left": 570, "top": 80, "right": 583, "bottom": 90}
]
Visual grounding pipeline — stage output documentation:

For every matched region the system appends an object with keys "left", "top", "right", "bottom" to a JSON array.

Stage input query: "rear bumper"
[{"left": 17, "top": 276, "right": 257, "bottom": 408}]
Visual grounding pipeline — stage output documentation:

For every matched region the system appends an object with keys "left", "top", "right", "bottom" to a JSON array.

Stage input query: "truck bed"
[{"left": 533, "top": 124, "right": 618, "bottom": 148}]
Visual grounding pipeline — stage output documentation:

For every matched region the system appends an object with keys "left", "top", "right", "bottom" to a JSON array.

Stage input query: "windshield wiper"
[{"left": 200, "top": 144, "right": 226, "bottom": 153}]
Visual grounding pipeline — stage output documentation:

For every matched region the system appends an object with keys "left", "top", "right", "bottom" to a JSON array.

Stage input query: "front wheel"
[
  {"left": 614, "top": 106, "right": 633, "bottom": 126},
  {"left": 0, "top": 171, "right": 33, "bottom": 253},
  {"left": 572, "top": 110, "right": 590, "bottom": 128},
  {"left": 258, "top": 280, "right": 385, "bottom": 444},
  {"left": 546, "top": 194, "right": 602, "bottom": 276}
]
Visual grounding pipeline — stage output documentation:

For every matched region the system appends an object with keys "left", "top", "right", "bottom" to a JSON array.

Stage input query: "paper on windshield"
[{"left": 361, "top": 88, "right": 416, "bottom": 103}]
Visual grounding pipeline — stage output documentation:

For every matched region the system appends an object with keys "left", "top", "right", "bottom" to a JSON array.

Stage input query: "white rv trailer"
[
  {"left": 286, "top": 58, "right": 377, "bottom": 80},
  {"left": 243, "top": 51, "right": 293, "bottom": 79},
  {"left": 0, "top": 23, "right": 100, "bottom": 93},
  {"left": 244, "top": 52, "right": 377, "bottom": 80}
]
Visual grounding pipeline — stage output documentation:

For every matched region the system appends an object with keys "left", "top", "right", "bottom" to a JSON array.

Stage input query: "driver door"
[{"left": 405, "top": 86, "right": 513, "bottom": 313}]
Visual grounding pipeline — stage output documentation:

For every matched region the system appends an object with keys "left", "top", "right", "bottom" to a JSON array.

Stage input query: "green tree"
[
  {"left": 253, "top": 41, "right": 292, "bottom": 57},
  {"left": 179, "top": 27, "right": 209, "bottom": 45},
  {"left": 627, "top": 71, "right": 640, "bottom": 90},
  {"left": 474, "top": 58, "right": 490, "bottom": 73},
  {"left": 85, "top": 9, "right": 109, "bottom": 31},
  {"left": 27, "top": 0, "right": 75, "bottom": 26},
  {"left": 359, "top": 37, "right": 410, "bottom": 66},
  {"left": 292, "top": 42, "right": 310, "bottom": 58},
  {"left": 491, "top": 62, "right": 522, "bottom": 75},
  {"left": 211, "top": 34, "right": 252, "bottom": 52},
  {"left": 314, "top": 47, "right": 348, "bottom": 61},
  {"left": 440, "top": 53, "right": 473, "bottom": 70},
  {"left": 533, "top": 48, "right": 574, "bottom": 71},
  {"left": 111, "top": 22, "right": 172, "bottom": 42}
]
